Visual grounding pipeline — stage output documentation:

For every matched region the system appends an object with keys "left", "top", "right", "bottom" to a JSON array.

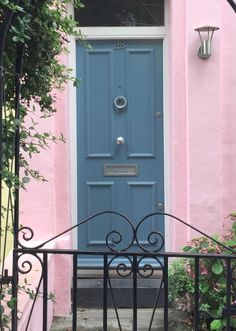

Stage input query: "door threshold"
[{"left": 77, "top": 268, "right": 163, "bottom": 279}]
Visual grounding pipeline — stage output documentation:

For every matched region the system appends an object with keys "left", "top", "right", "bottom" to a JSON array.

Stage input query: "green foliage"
[
  {"left": 0, "top": 279, "right": 55, "bottom": 329},
  {"left": 0, "top": 1, "right": 83, "bottom": 328},
  {"left": 1, "top": 0, "right": 83, "bottom": 189},
  {"left": 169, "top": 218, "right": 236, "bottom": 330},
  {"left": 0, "top": 284, "right": 15, "bottom": 329}
]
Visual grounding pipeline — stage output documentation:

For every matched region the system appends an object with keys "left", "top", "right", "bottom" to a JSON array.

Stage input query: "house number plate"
[{"left": 104, "top": 164, "right": 138, "bottom": 177}]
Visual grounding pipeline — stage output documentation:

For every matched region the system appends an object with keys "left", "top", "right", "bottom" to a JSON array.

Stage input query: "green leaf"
[
  {"left": 200, "top": 281, "right": 209, "bottom": 293},
  {"left": 183, "top": 245, "right": 192, "bottom": 252},
  {"left": 210, "top": 319, "right": 222, "bottom": 330},
  {"left": 225, "top": 239, "right": 236, "bottom": 247},
  {"left": 0, "top": 305, "right": 4, "bottom": 314},
  {"left": 7, "top": 298, "right": 16, "bottom": 309},
  {"left": 22, "top": 176, "right": 30, "bottom": 184},
  {"left": 231, "top": 319, "right": 236, "bottom": 327},
  {"left": 212, "top": 260, "right": 223, "bottom": 275}
]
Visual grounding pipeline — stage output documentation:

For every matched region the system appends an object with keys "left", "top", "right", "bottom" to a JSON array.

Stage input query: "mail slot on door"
[{"left": 103, "top": 164, "right": 138, "bottom": 177}]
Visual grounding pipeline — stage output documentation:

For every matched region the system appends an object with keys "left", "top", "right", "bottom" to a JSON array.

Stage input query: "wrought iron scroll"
[
  {"left": 17, "top": 211, "right": 135, "bottom": 250},
  {"left": 17, "top": 211, "right": 236, "bottom": 253},
  {"left": 104, "top": 254, "right": 165, "bottom": 331},
  {"left": 14, "top": 211, "right": 236, "bottom": 330}
]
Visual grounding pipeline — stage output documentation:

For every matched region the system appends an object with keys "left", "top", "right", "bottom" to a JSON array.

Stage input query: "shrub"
[{"left": 169, "top": 219, "right": 236, "bottom": 330}]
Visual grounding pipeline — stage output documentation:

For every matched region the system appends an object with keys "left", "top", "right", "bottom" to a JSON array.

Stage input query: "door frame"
[{"left": 67, "top": 2, "right": 170, "bottom": 251}]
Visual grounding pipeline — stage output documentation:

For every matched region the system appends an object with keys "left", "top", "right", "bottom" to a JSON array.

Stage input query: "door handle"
[{"left": 116, "top": 136, "right": 125, "bottom": 145}]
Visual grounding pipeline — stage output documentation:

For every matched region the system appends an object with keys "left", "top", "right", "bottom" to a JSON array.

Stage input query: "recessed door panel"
[
  {"left": 85, "top": 50, "right": 114, "bottom": 157},
  {"left": 126, "top": 48, "right": 156, "bottom": 157}
]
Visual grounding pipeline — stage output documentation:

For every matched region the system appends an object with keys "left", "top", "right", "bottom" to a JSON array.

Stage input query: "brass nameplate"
[{"left": 104, "top": 164, "right": 138, "bottom": 177}]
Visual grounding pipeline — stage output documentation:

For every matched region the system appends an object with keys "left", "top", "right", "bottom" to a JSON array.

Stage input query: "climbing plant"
[
  {"left": 0, "top": 0, "right": 83, "bottom": 189},
  {"left": 0, "top": 1, "right": 84, "bottom": 328}
]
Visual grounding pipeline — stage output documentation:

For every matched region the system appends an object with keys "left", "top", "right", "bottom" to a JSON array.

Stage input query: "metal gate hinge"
[{"left": 0, "top": 269, "right": 12, "bottom": 285}]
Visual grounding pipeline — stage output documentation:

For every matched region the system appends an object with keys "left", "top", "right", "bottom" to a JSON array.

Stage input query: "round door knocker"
[{"left": 114, "top": 96, "right": 127, "bottom": 110}]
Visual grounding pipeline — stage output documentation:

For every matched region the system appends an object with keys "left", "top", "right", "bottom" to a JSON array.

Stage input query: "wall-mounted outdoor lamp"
[{"left": 194, "top": 26, "right": 219, "bottom": 59}]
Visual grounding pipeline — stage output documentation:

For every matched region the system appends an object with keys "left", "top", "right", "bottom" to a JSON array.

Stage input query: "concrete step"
[
  {"left": 51, "top": 308, "right": 192, "bottom": 331},
  {"left": 76, "top": 278, "right": 163, "bottom": 308}
]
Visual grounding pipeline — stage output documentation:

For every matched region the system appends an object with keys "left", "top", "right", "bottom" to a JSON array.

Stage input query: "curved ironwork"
[
  {"left": 17, "top": 226, "right": 35, "bottom": 249},
  {"left": 14, "top": 211, "right": 236, "bottom": 330},
  {"left": 16, "top": 251, "right": 44, "bottom": 331},
  {"left": 105, "top": 254, "right": 165, "bottom": 331},
  {"left": 17, "top": 251, "right": 43, "bottom": 275},
  {"left": 137, "top": 256, "right": 163, "bottom": 278},
  {"left": 16, "top": 211, "right": 236, "bottom": 255},
  {"left": 136, "top": 212, "right": 236, "bottom": 254},
  {"left": 17, "top": 210, "right": 135, "bottom": 251},
  {"left": 13, "top": 211, "right": 236, "bottom": 331},
  {"left": 108, "top": 255, "right": 133, "bottom": 277}
]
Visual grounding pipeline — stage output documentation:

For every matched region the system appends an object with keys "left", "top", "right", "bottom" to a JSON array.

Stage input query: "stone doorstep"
[
  {"left": 50, "top": 309, "right": 193, "bottom": 331},
  {"left": 76, "top": 278, "right": 163, "bottom": 308}
]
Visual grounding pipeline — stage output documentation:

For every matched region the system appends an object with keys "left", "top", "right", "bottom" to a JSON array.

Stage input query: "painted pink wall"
[
  {"left": 221, "top": 2, "right": 236, "bottom": 230},
  {"left": 19, "top": 0, "right": 236, "bottom": 321},
  {"left": 20, "top": 53, "right": 72, "bottom": 318},
  {"left": 169, "top": 0, "right": 236, "bottom": 250},
  {"left": 20, "top": 52, "right": 71, "bottom": 241}
]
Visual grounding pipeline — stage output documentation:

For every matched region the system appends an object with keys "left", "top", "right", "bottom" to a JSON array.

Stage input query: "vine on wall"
[
  {"left": 0, "top": 1, "right": 84, "bottom": 328},
  {"left": 0, "top": 0, "right": 83, "bottom": 188}
]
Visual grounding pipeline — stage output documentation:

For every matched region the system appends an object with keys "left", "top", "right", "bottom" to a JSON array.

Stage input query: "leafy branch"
[
  {"left": 0, "top": 0, "right": 84, "bottom": 328},
  {"left": 1, "top": 0, "right": 83, "bottom": 189}
]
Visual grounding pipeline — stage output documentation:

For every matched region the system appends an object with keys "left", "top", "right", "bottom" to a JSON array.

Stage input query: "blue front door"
[{"left": 76, "top": 40, "right": 164, "bottom": 267}]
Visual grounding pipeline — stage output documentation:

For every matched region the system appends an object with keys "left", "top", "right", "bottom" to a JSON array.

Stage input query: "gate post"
[
  {"left": 11, "top": 249, "right": 18, "bottom": 331},
  {"left": 132, "top": 255, "right": 138, "bottom": 331},
  {"left": 103, "top": 255, "right": 108, "bottom": 331},
  {"left": 163, "top": 256, "right": 168, "bottom": 331}
]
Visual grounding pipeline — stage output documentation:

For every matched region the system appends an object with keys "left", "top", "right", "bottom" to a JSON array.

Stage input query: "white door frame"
[{"left": 67, "top": 3, "right": 170, "bottom": 249}]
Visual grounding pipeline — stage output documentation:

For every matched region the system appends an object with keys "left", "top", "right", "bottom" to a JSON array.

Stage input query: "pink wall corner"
[
  {"left": 17, "top": 244, "right": 55, "bottom": 331},
  {"left": 20, "top": 114, "right": 56, "bottom": 240},
  {"left": 53, "top": 52, "right": 72, "bottom": 236},
  {"left": 220, "top": 1, "right": 236, "bottom": 230},
  {"left": 20, "top": 50, "right": 73, "bottom": 318},
  {"left": 168, "top": 0, "right": 189, "bottom": 250},
  {"left": 47, "top": 52, "right": 73, "bottom": 316},
  {"left": 20, "top": 51, "right": 71, "bottom": 242},
  {"left": 53, "top": 236, "right": 73, "bottom": 316}
]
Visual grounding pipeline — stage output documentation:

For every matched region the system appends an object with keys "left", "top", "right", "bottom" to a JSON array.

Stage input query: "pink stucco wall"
[
  {"left": 19, "top": 0, "right": 236, "bottom": 322},
  {"left": 169, "top": 0, "right": 236, "bottom": 250},
  {"left": 20, "top": 52, "right": 72, "bottom": 318}
]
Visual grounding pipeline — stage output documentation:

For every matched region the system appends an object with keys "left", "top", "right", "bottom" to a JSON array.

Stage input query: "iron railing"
[{"left": 11, "top": 211, "right": 236, "bottom": 331}]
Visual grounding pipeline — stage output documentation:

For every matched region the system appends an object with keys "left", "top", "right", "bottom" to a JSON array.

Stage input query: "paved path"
[{"left": 51, "top": 308, "right": 192, "bottom": 331}]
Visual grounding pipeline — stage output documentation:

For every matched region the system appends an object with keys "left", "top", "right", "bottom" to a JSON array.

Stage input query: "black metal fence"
[{"left": 10, "top": 211, "right": 236, "bottom": 331}]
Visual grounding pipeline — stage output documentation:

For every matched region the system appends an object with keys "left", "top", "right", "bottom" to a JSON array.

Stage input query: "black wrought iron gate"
[
  {"left": 8, "top": 211, "right": 236, "bottom": 331},
  {"left": 1, "top": 1, "right": 236, "bottom": 331}
]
